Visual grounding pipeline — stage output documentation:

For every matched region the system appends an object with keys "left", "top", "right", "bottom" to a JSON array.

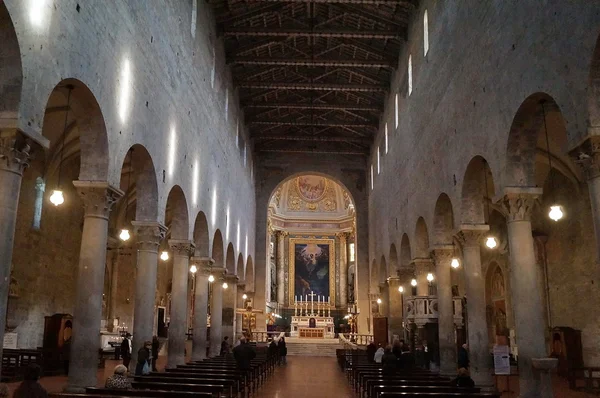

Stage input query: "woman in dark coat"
[
  {"left": 278, "top": 337, "right": 288, "bottom": 365},
  {"left": 135, "top": 340, "right": 152, "bottom": 376}
]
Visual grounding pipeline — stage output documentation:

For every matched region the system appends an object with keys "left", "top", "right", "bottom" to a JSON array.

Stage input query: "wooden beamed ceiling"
[{"left": 210, "top": 0, "right": 417, "bottom": 155}]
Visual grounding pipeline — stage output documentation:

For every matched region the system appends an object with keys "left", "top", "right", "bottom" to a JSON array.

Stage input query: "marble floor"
[{"left": 5, "top": 355, "right": 599, "bottom": 398}]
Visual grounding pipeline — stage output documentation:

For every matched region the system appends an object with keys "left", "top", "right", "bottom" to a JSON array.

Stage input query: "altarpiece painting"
[{"left": 289, "top": 237, "right": 336, "bottom": 306}]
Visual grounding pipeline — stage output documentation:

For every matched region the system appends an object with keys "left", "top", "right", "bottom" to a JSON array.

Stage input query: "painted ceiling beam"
[
  {"left": 237, "top": 81, "right": 388, "bottom": 92},
  {"left": 258, "top": 148, "right": 368, "bottom": 155},
  {"left": 228, "top": 56, "right": 394, "bottom": 68},
  {"left": 243, "top": 102, "right": 383, "bottom": 112},
  {"left": 223, "top": 27, "right": 401, "bottom": 39},
  {"left": 253, "top": 134, "right": 371, "bottom": 144},
  {"left": 248, "top": 120, "right": 377, "bottom": 128}
]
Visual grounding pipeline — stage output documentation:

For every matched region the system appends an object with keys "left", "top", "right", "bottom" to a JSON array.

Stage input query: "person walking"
[
  {"left": 220, "top": 336, "right": 231, "bottom": 356},
  {"left": 233, "top": 337, "right": 256, "bottom": 371},
  {"left": 458, "top": 343, "right": 470, "bottom": 369},
  {"left": 151, "top": 336, "right": 160, "bottom": 371},
  {"left": 278, "top": 336, "right": 288, "bottom": 365},
  {"left": 135, "top": 340, "right": 152, "bottom": 376},
  {"left": 121, "top": 333, "right": 132, "bottom": 368}
]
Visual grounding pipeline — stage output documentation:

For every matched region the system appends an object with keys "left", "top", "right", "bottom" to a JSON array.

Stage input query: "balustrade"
[{"left": 403, "top": 295, "right": 464, "bottom": 326}]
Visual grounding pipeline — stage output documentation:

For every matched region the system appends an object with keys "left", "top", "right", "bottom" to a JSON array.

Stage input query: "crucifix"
[{"left": 235, "top": 303, "right": 263, "bottom": 338}]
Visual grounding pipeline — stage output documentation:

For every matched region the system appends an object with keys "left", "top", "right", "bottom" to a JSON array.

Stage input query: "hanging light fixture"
[
  {"left": 208, "top": 274, "right": 215, "bottom": 283},
  {"left": 242, "top": 293, "right": 248, "bottom": 300},
  {"left": 541, "top": 100, "right": 564, "bottom": 221},
  {"left": 222, "top": 282, "right": 228, "bottom": 289},
  {"left": 376, "top": 298, "right": 382, "bottom": 304},
  {"left": 426, "top": 273, "right": 434, "bottom": 282},
  {"left": 483, "top": 161, "right": 498, "bottom": 249},
  {"left": 119, "top": 148, "right": 133, "bottom": 241},
  {"left": 410, "top": 278, "right": 417, "bottom": 287},
  {"left": 50, "top": 85, "right": 74, "bottom": 206},
  {"left": 160, "top": 251, "right": 169, "bottom": 261},
  {"left": 189, "top": 264, "right": 198, "bottom": 274},
  {"left": 451, "top": 258, "right": 460, "bottom": 269},
  {"left": 398, "top": 286, "right": 404, "bottom": 293}
]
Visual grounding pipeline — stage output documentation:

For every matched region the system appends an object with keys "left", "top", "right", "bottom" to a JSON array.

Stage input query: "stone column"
[
  {"left": 387, "top": 277, "right": 403, "bottom": 340},
  {"left": 106, "top": 238, "right": 119, "bottom": 332},
  {"left": 167, "top": 240, "right": 195, "bottom": 367},
  {"left": 276, "top": 231, "right": 287, "bottom": 305},
  {"left": 236, "top": 282, "right": 246, "bottom": 338},
  {"left": 222, "top": 274, "right": 239, "bottom": 343},
  {"left": 412, "top": 258, "right": 432, "bottom": 296},
  {"left": 0, "top": 133, "right": 31, "bottom": 380},
  {"left": 571, "top": 135, "right": 600, "bottom": 265},
  {"left": 209, "top": 267, "right": 226, "bottom": 357},
  {"left": 456, "top": 225, "right": 494, "bottom": 387},
  {"left": 191, "top": 257, "right": 213, "bottom": 361},
  {"left": 339, "top": 232, "right": 349, "bottom": 308},
  {"left": 130, "top": 222, "right": 166, "bottom": 368},
  {"left": 67, "top": 182, "right": 123, "bottom": 391},
  {"left": 431, "top": 246, "right": 457, "bottom": 375},
  {"left": 502, "top": 188, "right": 549, "bottom": 397}
]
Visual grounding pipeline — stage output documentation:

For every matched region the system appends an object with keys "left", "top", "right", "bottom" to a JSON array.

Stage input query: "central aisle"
[{"left": 258, "top": 356, "right": 355, "bottom": 398}]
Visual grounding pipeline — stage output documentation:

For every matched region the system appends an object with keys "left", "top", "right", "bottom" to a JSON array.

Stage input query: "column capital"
[
  {"left": 430, "top": 245, "right": 455, "bottom": 265},
  {"left": 276, "top": 230, "right": 289, "bottom": 238},
  {"left": 455, "top": 224, "right": 489, "bottom": 247},
  {"left": 132, "top": 221, "right": 167, "bottom": 251},
  {"left": 386, "top": 276, "right": 401, "bottom": 286},
  {"left": 501, "top": 187, "right": 542, "bottom": 222},
  {"left": 73, "top": 181, "right": 124, "bottom": 220},
  {"left": 225, "top": 274, "right": 239, "bottom": 284},
  {"left": 0, "top": 129, "right": 33, "bottom": 175},
  {"left": 168, "top": 239, "right": 195, "bottom": 257},
  {"left": 569, "top": 134, "right": 600, "bottom": 180},
  {"left": 411, "top": 257, "right": 432, "bottom": 274}
]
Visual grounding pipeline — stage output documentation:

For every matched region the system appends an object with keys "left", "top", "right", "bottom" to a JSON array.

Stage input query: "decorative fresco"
[{"left": 287, "top": 175, "right": 337, "bottom": 212}]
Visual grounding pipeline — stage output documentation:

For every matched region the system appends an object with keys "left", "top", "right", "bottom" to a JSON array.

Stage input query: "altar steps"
[{"left": 285, "top": 339, "right": 341, "bottom": 357}]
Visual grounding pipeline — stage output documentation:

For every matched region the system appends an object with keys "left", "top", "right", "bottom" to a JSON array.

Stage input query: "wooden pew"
[{"left": 377, "top": 393, "right": 500, "bottom": 398}]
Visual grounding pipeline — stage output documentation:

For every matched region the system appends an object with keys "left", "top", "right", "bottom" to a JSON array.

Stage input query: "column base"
[{"left": 63, "top": 385, "right": 87, "bottom": 393}]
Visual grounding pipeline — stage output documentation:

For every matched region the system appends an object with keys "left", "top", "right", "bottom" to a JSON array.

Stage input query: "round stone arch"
[
  {"left": 460, "top": 156, "right": 497, "bottom": 225},
  {"left": 225, "top": 242, "right": 235, "bottom": 275},
  {"left": 164, "top": 185, "right": 190, "bottom": 240},
  {"left": 413, "top": 217, "right": 430, "bottom": 259},
  {"left": 211, "top": 230, "right": 225, "bottom": 268},
  {"left": 389, "top": 244, "right": 399, "bottom": 275},
  {"left": 505, "top": 92, "right": 579, "bottom": 188},
  {"left": 245, "top": 256, "right": 254, "bottom": 292},
  {"left": 0, "top": 3, "right": 22, "bottom": 125},
  {"left": 193, "top": 211, "right": 210, "bottom": 257},
  {"left": 236, "top": 253, "right": 244, "bottom": 279},
  {"left": 432, "top": 193, "right": 455, "bottom": 246}
]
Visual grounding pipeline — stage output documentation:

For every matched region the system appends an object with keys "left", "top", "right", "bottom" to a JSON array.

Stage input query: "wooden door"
[{"left": 373, "top": 317, "right": 389, "bottom": 346}]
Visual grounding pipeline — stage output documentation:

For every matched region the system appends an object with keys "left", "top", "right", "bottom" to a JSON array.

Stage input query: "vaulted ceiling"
[{"left": 210, "top": 0, "right": 419, "bottom": 156}]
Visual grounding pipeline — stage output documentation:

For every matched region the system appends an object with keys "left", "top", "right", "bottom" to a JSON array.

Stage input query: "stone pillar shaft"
[
  {"left": 167, "top": 240, "right": 194, "bottom": 367},
  {"left": 107, "top": 250, "right": 119, "bottom": 329},
  {"left": 67, "top": 182, "right": 123, "bottom": 391},
  {"left": 131, "top": 222, "right": 165, "bottom": 369},
  {"left": 456, "top": 226, "right": 493, "bottom": 387},
  {"left": 339, "top": 233, "right": 348, "bottom": 308},
  {"left": 0, "top": 133, "right": 31, "bottom": 380},
  {"left": 191, "top": 257, "right": 213, "bottom": 361},
  {"left": 387, "top": 278, "right": 403, "bottom": 340},
  {"left": 222, "top": 274, "right": 238, "bottom": 344},
  {"left": 432, "top": 247, "right": 457, "bottom": 375},
  {"left": 209, "top": 268, "right": 226, "bottom": 356},
  {"left": 502, "top": 189, "right": 549, "bottom": 397},
  {"left": 412, "top": 258, "right": 432, "bottom": 296},
  {"left": 276, "top": 231, "right": 286, "bottom": 304}
]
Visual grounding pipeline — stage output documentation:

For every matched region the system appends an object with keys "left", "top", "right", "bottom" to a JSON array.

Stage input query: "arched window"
[
  {"left": 408, "top": 55, "right": 413, "bottom": 95},
  {"left": 385, "top": 123, "right": 389, "bottom": 154},
  {"left": 32, "top": 177, "right": 45, "bottom": 230},
  {"left": 377, "top": 146, "right": 381, "bottom": 174},
  {"left": 424, "top": 10, "right": 429, "bottom": 56},
  {"left": 370, "top": 165, "right": 374, "bottom": 190},
  {"left": 191, "top": 0, "right": 197, "bottom": 38},
  {"left": 395, "top": 94, "right": 399, "bottom": 128}
]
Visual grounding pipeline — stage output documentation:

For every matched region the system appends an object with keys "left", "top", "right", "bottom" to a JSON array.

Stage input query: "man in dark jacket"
[
  {"left": 457, "top": 343, "right": 469, "bottom": 369},
  {"left": 233, "top": 337, "right": 256, "bottom": 370},
  {"left": 381, "top": 345, "right": 397, "bottom": 376},
  {"left": 121, "top": 333, "right": 132, "bottom": 368},
  {"left": 366, "top": 341, "right": 377, "bottom": 363}
]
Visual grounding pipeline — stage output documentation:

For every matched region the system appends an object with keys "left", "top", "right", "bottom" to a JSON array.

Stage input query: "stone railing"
[
  {"left": 250, "top": 331, "right": 281, "bottom": 342},
  {"left": 404, "top": 295, "right": 464, "bottom": 326},
  {"left": 339, "top": 333, "right": 359, "bottom": 349},
  {"left": 342, "top": 333, "right": 374, "bottom": 346}
]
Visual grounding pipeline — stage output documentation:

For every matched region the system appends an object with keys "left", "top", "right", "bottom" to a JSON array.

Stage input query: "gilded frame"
[{"left": 288, "top": 237, "right": 336, "bottom": 307}]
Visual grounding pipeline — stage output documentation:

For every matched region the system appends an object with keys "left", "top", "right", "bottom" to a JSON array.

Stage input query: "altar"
[{"left": 291, "top": 316, "right": 335, "bottom": 339}]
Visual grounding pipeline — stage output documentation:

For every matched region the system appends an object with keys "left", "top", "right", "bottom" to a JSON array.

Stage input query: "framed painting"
[{"left": 288, "top": 237, "right": 336, "bottom": 306}]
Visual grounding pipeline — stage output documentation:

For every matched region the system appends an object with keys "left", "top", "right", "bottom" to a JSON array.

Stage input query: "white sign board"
[
  {"left": 493, "top": 344, "right": 510, "bottom": 375},
  {"left": 3, "top": 332, "right": 17, "bottom": 349}
]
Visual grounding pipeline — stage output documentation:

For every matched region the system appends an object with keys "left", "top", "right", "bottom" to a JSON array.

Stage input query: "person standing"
[
  {"left": 121, "top": 333, "right": 132, "bottom": 368},
  {"left": 151, "top": 336, "right": 160, "bottom": 371},
  {"left": 278, "top": 336, "right": 288, "bottom": 365},
  {"left": 381, "top": 345, "right": 397, "bottom": 376},
  {"left": 457, "top": 343, "right": 470, "bottom": 369},
  {"left": 13, "top": 363, "right": 48, "bottom": 398},
  {"left": 233, "top": 337, "right": 256, "bottom": 371},
  {"left": 374, "top": 344, "right": 385, "bottom": 363},
  {"left": 135, "top": 340, "right": 152, "bottom": 376},
  {"left": 220, "top": 336, "right": 231, "bottom": 356},
  {"left": 366, "top": 341, "right": 377, "bottom": 363}
]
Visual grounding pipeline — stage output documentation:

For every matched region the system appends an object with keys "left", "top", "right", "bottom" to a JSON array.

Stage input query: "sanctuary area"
[{"left": 0, "top": 1, "right": 600, "bottom": 397}]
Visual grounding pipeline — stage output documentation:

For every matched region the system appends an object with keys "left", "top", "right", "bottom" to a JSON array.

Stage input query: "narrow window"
[
  {"left": 385, "top": 123, "right": 389, "bottom": 154},
  {"left": 408, "top": 55, "right": 413, "bottom": 95},
  {"left": 236, "top": 120, "right": 240, "bottom": 148},
  {"left": 191, "top": 0, "right": 197, "bottom": 38},
  {"left": 377, "top": 147, "right": 381, "bottom": 174},
  {"left": 395, "top": 94, "right": 399, "bottom": 129},
  {"left": 243, "top": 144, "right": 247, "bottom": 166},
  {"left": 32, "top": 177, "right": 45, "bottom": 230},
  {"left": 424, "top": 10, "right": 429, "bottom": 56},
  {"left": 349, "top": 243, "right": 355, "bottom": 262},
  {"left": 211, "top": 46, "right": 216, "bottom": 89},
  {"left": 225, "top": 89, "right": 229, "bottom": 121},
  {"left": 370, "top": 165, "right": 374, "bottom": 190}
]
